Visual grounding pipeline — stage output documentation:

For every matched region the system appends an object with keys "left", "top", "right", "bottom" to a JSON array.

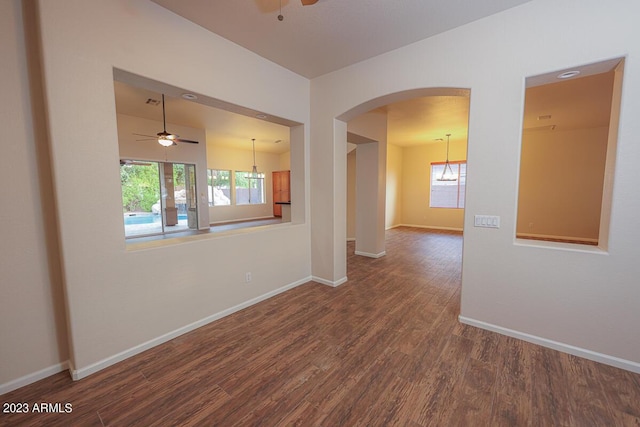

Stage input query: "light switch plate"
[{"left": 474, "top": 215, "right": 500, "bottom": 228}]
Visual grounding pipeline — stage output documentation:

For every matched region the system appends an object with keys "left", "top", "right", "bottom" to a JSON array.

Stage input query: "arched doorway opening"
[{"left": 337, "top": 88, "right": 470, "bottom": 265}]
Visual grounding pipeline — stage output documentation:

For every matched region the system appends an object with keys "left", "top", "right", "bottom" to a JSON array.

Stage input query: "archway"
[{"left": 337, "top": 87, "right": 470, "bottom": 276}]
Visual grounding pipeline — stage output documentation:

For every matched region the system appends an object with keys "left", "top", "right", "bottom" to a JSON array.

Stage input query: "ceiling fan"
[
  {"left": 277, "top": 0, "right": 319, "bottom": 20},
  {"left": 134, "top": 94, "right": 199, "bottom": 147}
]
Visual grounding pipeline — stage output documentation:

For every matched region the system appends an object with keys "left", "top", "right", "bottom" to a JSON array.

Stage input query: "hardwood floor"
[{"left": 2, "top": 227, "right": 639, "bottom": 426}]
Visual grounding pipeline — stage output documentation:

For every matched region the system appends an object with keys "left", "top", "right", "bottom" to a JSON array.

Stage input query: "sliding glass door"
[{"left": 121, "top": 160, "right": 197, "bottom": 238}]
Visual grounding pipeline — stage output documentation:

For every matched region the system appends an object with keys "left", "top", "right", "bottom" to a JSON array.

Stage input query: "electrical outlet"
[{"left": 245, "top": 272, "right": 252, "bottom": 283}]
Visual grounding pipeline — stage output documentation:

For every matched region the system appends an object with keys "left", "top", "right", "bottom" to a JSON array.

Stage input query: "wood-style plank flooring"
[{"left": 2, "top": 227, "right": 639, "bottom": 426}]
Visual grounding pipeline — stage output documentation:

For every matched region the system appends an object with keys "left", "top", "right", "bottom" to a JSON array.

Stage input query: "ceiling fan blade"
[
  {"left": 175, "top": 138, "right": 199, "bottom": 144},
  {"left": 120, "top": 159, "right": 152, "bottom": 166},
  {"left": 133, "top": 133, "right": 156, "bottom": 138},
  {"left": 136, "top": 138, "right": 155, "bottom": 142},
  {"left": 301, "top": 0, "right": 319, "bottom": 4}
]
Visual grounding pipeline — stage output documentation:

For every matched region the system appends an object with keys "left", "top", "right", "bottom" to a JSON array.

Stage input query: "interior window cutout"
[
  {"left": 516, "top": 58, "right": 624, "bottom": 248},
  {"left": 113, "top": 69, "right": 303, "bottom": 242}
]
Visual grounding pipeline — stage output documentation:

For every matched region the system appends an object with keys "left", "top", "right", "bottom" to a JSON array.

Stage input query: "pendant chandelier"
[
  {"left": 437, "top": 133, "right": 457, "bottom": 182},
  {"left": 247, "top": 138, "right": 262, "bottom": 180}
]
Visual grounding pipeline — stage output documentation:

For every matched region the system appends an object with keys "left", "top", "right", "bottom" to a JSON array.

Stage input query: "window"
[
  {"left": 235, "top": 171, "right": 265, "bottom": 205},
  {"left": 430, "top": 161, "right": 466, "bottom": 208},
  {"left": 207, "top": 169, "right": 231, "bottom": 206}
]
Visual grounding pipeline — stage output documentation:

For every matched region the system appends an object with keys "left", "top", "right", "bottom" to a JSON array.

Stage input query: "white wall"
[
  {"left": 385, "top": 143, "right": 402, "bottom": 229},
  {"left": 348, "top": 111, "right": 387, "bottom": 257},
  {"left": 517, "top": 127, "right": 608, "bottom": 242},
  {"left": 36, "top": 0, "right": 310, "bottom": 378},
  {"left": 346, "top": 150, "right": 356, "bottom": 239},
  {"left": 279, "top": 152, "right": 291, "bottom": 171},
  {"left": 310, "top": 0, "right": 640, "bottom": 371},
  {"left": 0, "top": 0, "right": 68, "bottom": 392}
]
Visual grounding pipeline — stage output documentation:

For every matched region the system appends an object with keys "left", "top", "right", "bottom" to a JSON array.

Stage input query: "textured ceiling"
[
  {"left": 523, "top": 71, "right": 615, "bottom": 134},
  {"left": 117, "top": 1, "right": 615, "bottom": 154},
  {"left": 381, "top": 95, "right": 470, "bottom": 147},
  {"left": 151, "top": 0, "right": 532, "bottom": 79}
]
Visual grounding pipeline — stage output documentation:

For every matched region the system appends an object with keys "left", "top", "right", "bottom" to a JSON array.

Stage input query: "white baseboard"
[
  {"left": 312, "top": 275, "right": 348, "bottom": 288},
  {"left": 354, "top": 250, "right": 386, "bottom": 259},
  {"left": 70, "top": 277, "right": 312, "bottom": 381},
  {"left": 398, "top": 224, "right": 464, "bottom": 232},
  {"left": 1, "top": 361, "right": 69, "bottom": 396},
  {"left": 459, "top": 316, "right": 640, "bottom": 374}
]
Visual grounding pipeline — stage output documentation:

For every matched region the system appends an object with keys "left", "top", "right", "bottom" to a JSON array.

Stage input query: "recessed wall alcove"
[{"left": 516, "top": 58, "right": 624, "bottom": 249}]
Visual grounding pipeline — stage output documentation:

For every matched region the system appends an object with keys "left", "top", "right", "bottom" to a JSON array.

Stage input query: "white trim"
[
  {"left": 0, "top": 361, "right": 69, "bottom": 395},
  {"left": 398, "top": 224, "right": 464, "bottom": 232},
  {"left": 346, "top": 237, "right": 356, "bottom": 242},
  {"left": 70, "top": 277, "right": 311, "bottom": 380},
  {"left": 354, "top": 250, "right": 386, "bottom": 258},
  {"left": 459, "top": 316, "right": 640, "bottom": 374},
  {"left": 312, "top": 275, "right": 348, "bottom": 288}
]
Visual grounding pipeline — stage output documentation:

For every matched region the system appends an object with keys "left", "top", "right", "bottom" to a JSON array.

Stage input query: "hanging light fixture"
[
  {"left": 245, "top": 138, "right": 264, "bottom": 204},
  {"left": 437, "top": 133, "right": 457, "bottom": 182},
  {"left": 247, "top": 138, "right": 262, "bottom": 179}
]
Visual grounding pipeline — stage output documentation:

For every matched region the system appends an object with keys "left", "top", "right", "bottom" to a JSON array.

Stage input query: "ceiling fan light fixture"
[
  {"left": 134, "top": 94, "right": 199, "bottom": 146},
  {"left": 158, "top": 137, "right": 174, "bottom": 147}
]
